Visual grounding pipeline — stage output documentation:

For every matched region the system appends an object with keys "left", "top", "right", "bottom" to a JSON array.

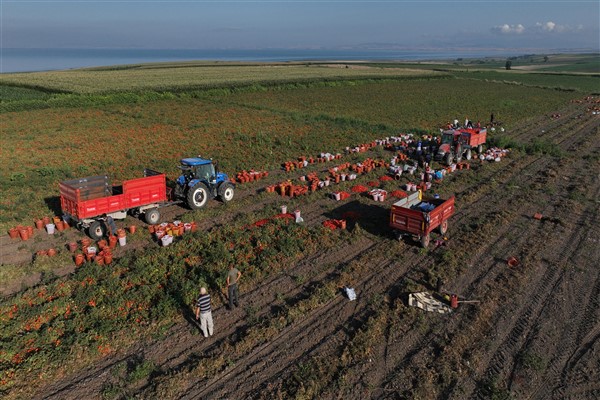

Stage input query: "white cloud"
[
  {"left": 493, "top": 21, "right": 581, "bottom": 36},
  {"left": 492, "top": 23, "right": 525, "bottom": 34},
  {"left": 534, "top": 21, "right": 576, "bottom": 33}
]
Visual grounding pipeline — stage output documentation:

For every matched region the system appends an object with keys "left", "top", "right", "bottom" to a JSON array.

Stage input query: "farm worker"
[
  {"left": 490, "top": 112, "right": 495, "bottom": 125},
  {"left": 226, "top": 265, "right": 242, "bottom": 309},
  {"left": 453, "top": 119, "right": 459, "bottom": 129},
  {"left": 104, "top": 216, "right": 117, "bottom": 236},
  {"left": 195, "top": 287, "right": 214, "bottom": 337},
  {"left": 424, "top": 165, "right": 431, "bottom": 183}
]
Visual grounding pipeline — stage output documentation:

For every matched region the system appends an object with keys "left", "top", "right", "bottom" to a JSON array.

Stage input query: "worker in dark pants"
[
  {"left": 436, "top": 277, "right": 444, "bottom": 293},
  {"left": 226, "top": 265, "right": 242, "bottom": 309},
  {"left": 104, "top": 215, "right": 117, "bottom": 237}
]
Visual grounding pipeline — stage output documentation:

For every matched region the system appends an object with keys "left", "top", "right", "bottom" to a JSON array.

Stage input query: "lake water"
[{"left": 1, "top": 48, "right": 520, "bottom": 73}]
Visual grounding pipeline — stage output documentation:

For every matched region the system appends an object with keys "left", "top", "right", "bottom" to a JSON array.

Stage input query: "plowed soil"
[{"left": 4, "top": 99, "right": 600, "bottom": 399}]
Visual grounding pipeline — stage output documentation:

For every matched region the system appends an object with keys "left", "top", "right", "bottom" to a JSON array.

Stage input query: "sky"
[{"left": 2, "top": 0, "right": 599, "bottom": 52}]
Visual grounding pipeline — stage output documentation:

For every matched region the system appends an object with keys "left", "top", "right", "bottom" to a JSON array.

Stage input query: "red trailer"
[
  {"left": 435, "top": 128, "right": 487, "bottom": 165},
  {"left": 60, "top": 169, "right": 169, "bottom": 239},
  {"left": 389, "top": 190, "right": 455, "bottom": 247},
  {"left": 460, "top": 128, "right": 487, "bottom": 153}
]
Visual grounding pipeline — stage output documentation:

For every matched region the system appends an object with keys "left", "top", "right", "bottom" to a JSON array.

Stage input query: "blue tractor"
[{"left": 174, "top": 157, "right": 235, "bottom": 209}]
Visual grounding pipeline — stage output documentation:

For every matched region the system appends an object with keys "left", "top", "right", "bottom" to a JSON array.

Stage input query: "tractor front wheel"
[
  {"left": 218, "top": 182, "right": 235, "bottom": 203},
  {"left": 187, "top": 183, "right": 210, "bottom": 209},
  {"left": 88, "top": 220, "right": 106, "bottom": 240},
  {"left": 445, "top": 153, "right": 453, "bottom": 166}
]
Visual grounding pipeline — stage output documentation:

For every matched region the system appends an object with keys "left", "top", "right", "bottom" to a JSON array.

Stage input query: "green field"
[{"left": 0, "top": 64, "right": 441, "bottom": 94}]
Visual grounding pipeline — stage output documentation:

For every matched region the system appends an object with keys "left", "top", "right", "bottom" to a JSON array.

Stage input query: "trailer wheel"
[
  {"left": 218, "top": 182, "right": 235, "bottom": 203},
  {"left": 145, "top": 209, "right": 160, "bottom": 225},
  {"left": 465, "top": 149, "right": 472, "bottom": 160},
  {"left": 445, "top": 153, "right": 452, "bottom": 166},
  {"left": 187, "top": 182, "right": 209, "bottom": 209},
  {"left": 420, "top": 234, "right": 431, "bottom": 248},
  {"left": 88, "top": 220, "right": 106, "bottom": 240},
  {"left": 477, "top": 144, "right": 484, "bottom": 154},
  {"left": 439, "top": 220, "right": 448, "bottom": 235}
]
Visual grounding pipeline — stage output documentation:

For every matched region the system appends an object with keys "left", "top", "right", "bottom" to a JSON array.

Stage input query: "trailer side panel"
[{"left": 60, "top": 173, "right": 167, "bottom": 221}]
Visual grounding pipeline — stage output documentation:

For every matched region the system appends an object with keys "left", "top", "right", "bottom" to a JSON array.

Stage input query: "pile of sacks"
[{"left": 480, "top": 147, "right": 510, "bottom": 162}]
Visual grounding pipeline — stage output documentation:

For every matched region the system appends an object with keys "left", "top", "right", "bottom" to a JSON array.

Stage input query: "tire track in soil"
[
  {"left": 146, "top": 235, "right": 378, "bottom": 372},
  {"left": 38, "top": 231, "right": 376, "bottom": 400},
  {"left": 509, "top": 103, "right": 589, "bottom": 144},
  {"left": 364, "top": 111, "right": 596, "bottom": 396},
  {"left": 284, "top": 140, "right": 564, "bottom": 396},
  {"left": 342, "top": 220, "right": 531, "bottom": 398},
  {"left": 465, "top": 186, "right": 575, "bottom": 382},
  {"left": 374, "top": 165, "right": 553, "bottom": 397},
  {"left": 180, "top": 241, "right": 405, "bottom": 399},
  {"left": 460, "top": 156, "right": 600, "bottom": 397},
  {"left": 243, "top": 151, "right": 555, "bottom": 397},
  {"left": 523, "top": 188, "right": 600, "bottom": 400},
  {"left": 220, "top": 152, "right": 556, "bottom": 398},
  {"left": 467, "top": 163, "right": 600, "bottom": 397},
  {"left": 184, "top": 194, "right": 464, "bottom": 400}
]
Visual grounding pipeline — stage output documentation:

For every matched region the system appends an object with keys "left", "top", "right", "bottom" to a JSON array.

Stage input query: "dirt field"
[{"left": 3, "top": 98, "right": 599, "bottom": 399}]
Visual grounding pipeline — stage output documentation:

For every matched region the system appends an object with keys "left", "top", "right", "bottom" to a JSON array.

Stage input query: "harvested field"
[{"left": 1, "top": 72, "right": 599, "bottom": 399}]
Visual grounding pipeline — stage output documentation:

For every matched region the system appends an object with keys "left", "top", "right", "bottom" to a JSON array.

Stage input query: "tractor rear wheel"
[
  {"left": 187, "top": 182, "right": 209, "bottom": 209},
  {"left": 145, "top": 208, "right": 160, "bottom": 225},
  {"left": 477, "top": 144, "right": 484, "bottom": 154},
  {"left": 88, "top": 220, "right": 106, "bottom": 240},
  {"left": 218, "top": 182, "right": 235, "bottom": 203},
  {"left": 465, "top": 149, "right": 472, "bottom": 160},
  {"left": 456, "top": 145, "right": 463, "bottom": 162}
]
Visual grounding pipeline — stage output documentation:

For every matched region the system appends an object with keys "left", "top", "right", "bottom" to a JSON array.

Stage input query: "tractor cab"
[
  {"left": 435, "top": 130, "right": 466, "bottom": 165},
  {"left": 441, "top": 130, "right": 463, "bottom": 145},
  {"left": 179, "top": 158, "right": 217, "bottom": 184}
]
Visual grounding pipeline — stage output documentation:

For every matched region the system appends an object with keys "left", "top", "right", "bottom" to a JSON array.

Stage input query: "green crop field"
[
  {"left": 452, "top": 70, "right": 600, "bottom": 93},
  {"left": 222, "top": 78, "right": 581, "bottom": 129},
  {"left": 0, "top": 64, "right": 441, "bottom": 94}
]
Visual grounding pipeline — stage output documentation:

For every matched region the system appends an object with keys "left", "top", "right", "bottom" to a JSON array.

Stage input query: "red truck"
[
  {"left": 435, "top": 128, "right": 487, "bottom": 165},
  {"left": 389, "top": 190, "right": 455, "bottom": 247},
  {"left": 60, "top": 169, "right": 169, "bottom": 239}
]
